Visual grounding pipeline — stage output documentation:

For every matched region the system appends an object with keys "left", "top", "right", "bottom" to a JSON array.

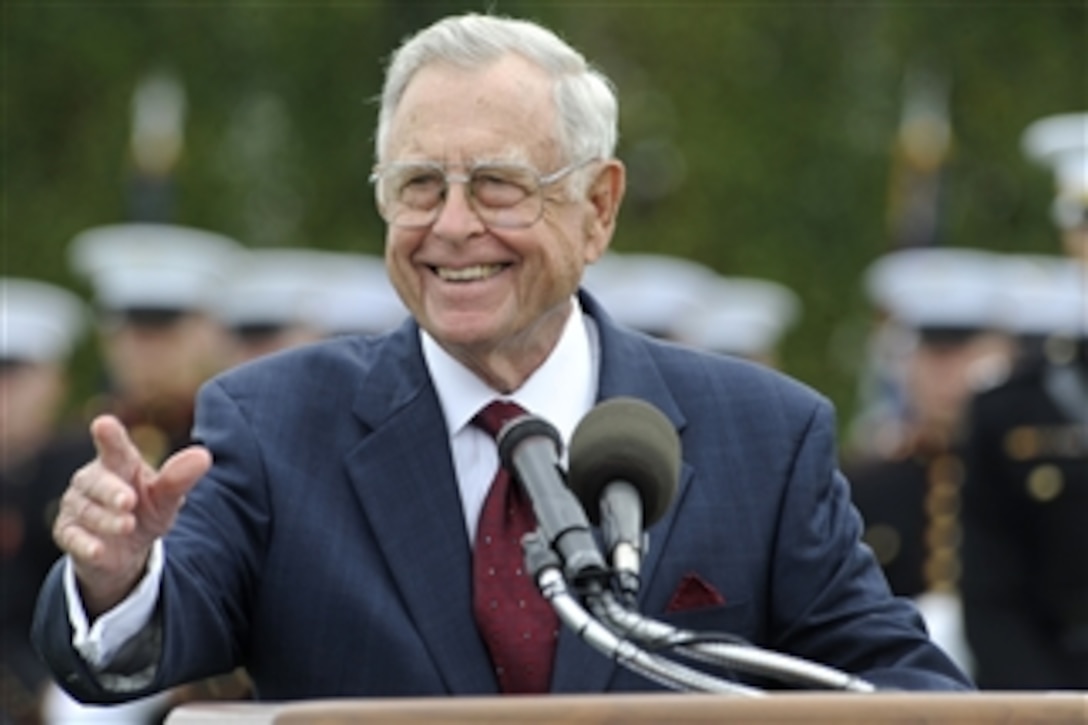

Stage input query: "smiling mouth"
[{"left": 433, "top": 264, "right": 508, "bottom": 282}]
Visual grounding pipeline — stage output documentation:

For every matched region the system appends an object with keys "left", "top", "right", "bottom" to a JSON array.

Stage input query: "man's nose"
[{"left": 431, "top": 181, "right": 486, "bottom": 237}]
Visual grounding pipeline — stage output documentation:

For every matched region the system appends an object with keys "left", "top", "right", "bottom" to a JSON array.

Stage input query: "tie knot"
[{"left": 474, "top": 400, "right": 528, "bottom": 440}]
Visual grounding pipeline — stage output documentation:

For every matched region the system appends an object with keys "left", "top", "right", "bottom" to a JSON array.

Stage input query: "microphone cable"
[{"left": 588, "top": 590, "right": 878, "bottom": 693}]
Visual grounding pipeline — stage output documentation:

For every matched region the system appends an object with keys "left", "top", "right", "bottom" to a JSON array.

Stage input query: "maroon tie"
[{"left": 472, "top": 400, "right": 559, "bottom": 694}]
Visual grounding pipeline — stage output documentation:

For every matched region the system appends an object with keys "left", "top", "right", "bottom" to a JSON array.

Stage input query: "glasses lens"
[
  {"left": 470, "top": 165, "right": 542, "bottom": 228},
  {"left": 380, "top": 164, "right": 444, "bottom": 227}
]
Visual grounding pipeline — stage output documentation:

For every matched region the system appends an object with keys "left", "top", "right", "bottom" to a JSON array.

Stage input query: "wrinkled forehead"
[{"left": 382, "top": 56, "right": 561, "bottom": 166}]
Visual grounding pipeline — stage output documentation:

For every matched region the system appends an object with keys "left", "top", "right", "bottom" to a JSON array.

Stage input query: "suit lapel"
[
  {"left": 342, "top": 298, "right": 694, "bottom": 694},
  {"left": 551, "top": 292, "right": 693, "bottom": 692},
  {"left": 343, "top": 324, "right": 497, "bottom": 694}
]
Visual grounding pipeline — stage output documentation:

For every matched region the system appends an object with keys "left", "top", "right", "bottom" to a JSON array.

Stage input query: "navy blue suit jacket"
[{"left": 34, "top": 291, "right": 971, "bottom": 700}]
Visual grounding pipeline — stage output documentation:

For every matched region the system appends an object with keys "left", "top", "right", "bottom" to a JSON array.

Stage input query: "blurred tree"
[{"left": 3, "top": 1, "right": 1084, "bottom": 429}]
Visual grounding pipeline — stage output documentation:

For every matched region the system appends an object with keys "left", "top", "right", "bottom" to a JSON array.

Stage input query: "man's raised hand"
[{"left": 54, "top": 415, "right": 211, "bottom": 617}]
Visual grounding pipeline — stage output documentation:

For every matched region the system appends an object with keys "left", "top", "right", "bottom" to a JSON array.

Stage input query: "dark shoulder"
[
  {"left": 643, "top": 335, "right": 829, "bottom": 421},
  {"left": 655, "top": 335, "right": 822, "bottom": 394},
  {"left": 208, "top": 332, "right": 399, "bottom": 395}
]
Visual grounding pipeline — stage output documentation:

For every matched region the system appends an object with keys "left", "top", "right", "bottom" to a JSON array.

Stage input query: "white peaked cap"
[
  {"left": 582, "top": 252, "right": 719, "bottom": 339},
  {"left": 995, "top": 254, "right": 1087, "bottom": 337},
  {"left": 215, "top": 248, "right": 350, "bottom": 329},
  {"left": 1, "top": 278, "right": 89, "bottom": 363},
  {"left": 302, "top": 253, "right": 409, "bottom": 335},
  {"left": 1022, "top": 112, "right": 1088, "bottom": 172},
  {"left": 678, "top": 276, "right": 801, "bottom": 357},
  {"left": 1050, "top": 150, "right": 1088, "bottom": 228},
  {"left": 1021, "top": 113, "right": 1088, "bottom": 228},
  {"left": 69, "top": 223, "right": 244, "bottom": 313},
  {"left": 1051, "top": 150, "right": 1088, "bottom": 195},
  {"left": 864, "top": 247, "right": 1005, "bottom": 331}
]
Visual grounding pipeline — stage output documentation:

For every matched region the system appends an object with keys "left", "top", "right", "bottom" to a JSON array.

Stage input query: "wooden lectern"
[{"left": 166, "top": 691, "right": 1088, "bottom": 724}]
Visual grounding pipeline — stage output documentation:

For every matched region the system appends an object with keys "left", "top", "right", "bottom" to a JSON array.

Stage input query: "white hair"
[{"left": 375, "top": 13, "right": 618, "bottom": 170}]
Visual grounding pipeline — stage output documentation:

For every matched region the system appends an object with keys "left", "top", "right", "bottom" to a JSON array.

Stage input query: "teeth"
[{"left": 435, "top": 264, "right": 504, "bottom": 282}]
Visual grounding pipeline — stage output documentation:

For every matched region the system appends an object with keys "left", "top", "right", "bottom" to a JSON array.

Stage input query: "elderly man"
[{"left": 33, "top": 13, "right": 971, "bottom": 706}]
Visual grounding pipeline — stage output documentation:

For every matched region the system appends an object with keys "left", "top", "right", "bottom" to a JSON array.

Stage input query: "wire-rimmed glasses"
[{"left": 369, "top": 157, "right": 598, "bottom": 229}]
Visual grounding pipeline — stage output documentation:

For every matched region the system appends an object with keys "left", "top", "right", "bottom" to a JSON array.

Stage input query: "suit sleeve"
[
  {"left": 768, "top": 398, "right": 973, "bottom": 690},
  {"left": 31, "top": 379, "right": 269, "bottom": 703},
  {"left": 32, "top": 563, "right": 132, "bottom": 704},
  {"left": 152, "top": 377, "right": 271, "bottom": 687}
]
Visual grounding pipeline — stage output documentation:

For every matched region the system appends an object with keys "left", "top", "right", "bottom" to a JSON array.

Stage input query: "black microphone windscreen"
[
  {"left": 568, "top": 397, "right": 680, "bottom": 526},
  {"left": 497, "top": 414, "right": 562, "bottom": 471}
]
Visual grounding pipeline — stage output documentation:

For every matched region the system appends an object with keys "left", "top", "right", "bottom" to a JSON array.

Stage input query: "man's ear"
[{"left": 583, "top": 159, "right": 626, "bottom": 262}]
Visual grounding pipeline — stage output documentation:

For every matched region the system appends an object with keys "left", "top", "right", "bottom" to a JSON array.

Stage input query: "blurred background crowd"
[{"left": 3, "top": 2, "right": 1085, "bottom": 723}]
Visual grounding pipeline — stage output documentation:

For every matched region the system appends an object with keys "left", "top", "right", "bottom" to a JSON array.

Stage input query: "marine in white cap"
[
  {"left": 1, "top": 277, "right": 89, "bottom": 472},
  {"left": 68, "top": 222, "right": 243, "bottom": 465},
  {"left": 1022, "top": 111, "right": 1088, "bottom": 259},
  {"left": 845, "top": 246, "right": 1023, "bottom": 678},
  {"left": 957, "top": 112, "right": 1088, "bottom": 690},
  {"left": 0, "top": 278, "right": 96, "bottom": 724},
  {"left": 852, "top": 246, "right": 1016, "bottom": 457}
]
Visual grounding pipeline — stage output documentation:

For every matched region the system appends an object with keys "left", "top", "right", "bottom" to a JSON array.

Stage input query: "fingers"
[
  {"left": 89, "top": 415, "right": 146, "bottom": 504},
  {"left": 68, "top": 415, "right": 146, "bottom": 518},
  {"left": 54, "top": 505, "right": 133, "bottom": 562},
  {"left": 52, "top": 419, "right": 215, "bottom": 612},
  {"left": 53, "top": 415, "right": 166, "bottom": 571},
  {"left": 56, "top": 460, "right": 137, "bottom": 556}
]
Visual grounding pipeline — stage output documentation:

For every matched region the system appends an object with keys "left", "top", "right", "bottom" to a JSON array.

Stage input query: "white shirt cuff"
[{"left": 66, "top": 539, "right": 165, "bottom": 668}]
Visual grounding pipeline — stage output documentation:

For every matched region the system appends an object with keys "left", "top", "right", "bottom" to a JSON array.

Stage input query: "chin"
[{"left": 425, "top": 314, "right": 501, "bottom": 346}]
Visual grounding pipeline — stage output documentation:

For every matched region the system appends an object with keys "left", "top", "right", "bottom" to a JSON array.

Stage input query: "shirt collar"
[{"left": 421, "top": 296, "right": 598, "bottom": 446}]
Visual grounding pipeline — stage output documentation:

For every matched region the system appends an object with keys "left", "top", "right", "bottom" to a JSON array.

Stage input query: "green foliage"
[{"left": 4, "top": 1, "right": 1084, "bottom": 430}]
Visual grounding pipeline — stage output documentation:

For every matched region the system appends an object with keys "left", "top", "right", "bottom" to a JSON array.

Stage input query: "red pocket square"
[{"left": 665, "top": 572, "right": 726, "bottom": 613}]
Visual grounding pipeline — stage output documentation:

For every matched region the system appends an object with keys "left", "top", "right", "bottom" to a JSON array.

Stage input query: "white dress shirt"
[
  {"left": 423, "top": 296, "right": 598, "bottom": 541},
  {"left": 66, "top": 296, "right": 599, "bottom": 668}
]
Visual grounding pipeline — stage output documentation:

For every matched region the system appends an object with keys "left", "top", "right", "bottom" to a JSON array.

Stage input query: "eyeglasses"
[{"left": 369, "top": 157, "right": 597, "bottom": 229}]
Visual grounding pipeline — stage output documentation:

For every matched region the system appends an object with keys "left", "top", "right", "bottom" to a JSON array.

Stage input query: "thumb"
[{"left": 147, "top": 445, "right": 213, "bottom": 509}]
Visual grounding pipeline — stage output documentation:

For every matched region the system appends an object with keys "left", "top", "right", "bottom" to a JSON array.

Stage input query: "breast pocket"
[{"left": 658, "top": 599, "right": 755, "bottom": 641}]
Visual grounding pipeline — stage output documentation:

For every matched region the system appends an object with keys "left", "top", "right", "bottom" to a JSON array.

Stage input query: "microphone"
[
  {"left": 501, "top": 417, "right": 761, "bottom": 694},
  {"left": 497, "top": 415, "right": 609, "bottom": 591},
  {"left": 568, "top": 397, "right": 681, "bottom": 600}
]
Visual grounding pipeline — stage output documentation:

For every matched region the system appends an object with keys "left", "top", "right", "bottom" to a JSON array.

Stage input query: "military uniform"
[
  {"left": 846, "top": 435, "right": 965, "bottom": 600},
  {"left": 841, "top": 246, "right": 1026, "bottom": 678},
  {"left": 958, "top": 106, "right": 1088, "bottom": 690},
  {"left": 845, "top": 436, "right": 976, "bottom": 673},
  {"left": 960, "top": 347, "right": 1088, "bottom": 689},
  {"left": 0, "top": 278, "right": 89, "bottom": 724},
  {"left": 846, "top": 247, "right": 1013, "bottom": 600},
  {"left": 1, "top": 428, "right": 95, "bottom": 724}
]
